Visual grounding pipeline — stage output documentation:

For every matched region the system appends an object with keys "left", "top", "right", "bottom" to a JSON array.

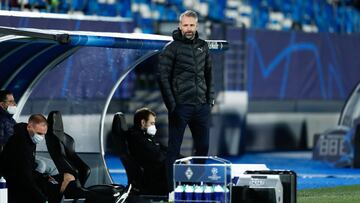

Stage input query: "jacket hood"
[
  {"left": 172, "top": 28, "right": 199, "bottom": 43},
  {"left": 14, "top": 123, "right": 34, "bottom": 144}
]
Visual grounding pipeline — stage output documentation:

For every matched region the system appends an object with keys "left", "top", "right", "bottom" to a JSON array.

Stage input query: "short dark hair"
[
  {"left": 28, "top": 114, "right": 48, "bottom": 126},
  {"left": 179, "top": 10, "right": 198, "bottom": 23},
  {"left": 0, "top": 90, "right": 13, "bottom": 102},
  {"left": 134, "top": 107, "right": 156, "bottom": 128}
]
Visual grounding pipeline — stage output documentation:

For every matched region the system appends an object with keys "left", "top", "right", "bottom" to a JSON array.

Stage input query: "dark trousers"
[
  {"left": 166, "top": 104, "right": 211, "bottom": 191},
  {"left": 7, "top": 174, "right": 63, "bottom": 203},
  {"left": 143, "top": 163, "right": 168, "bottom": 195}
]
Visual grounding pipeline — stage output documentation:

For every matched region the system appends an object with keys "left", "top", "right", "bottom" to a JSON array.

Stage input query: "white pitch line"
[{"left": 299, "top": 174, "right": 360, "bottom": 179}]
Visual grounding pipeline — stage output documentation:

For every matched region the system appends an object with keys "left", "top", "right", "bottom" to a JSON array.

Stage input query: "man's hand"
[{"left": 48, "top": 176, "right": 58, "bottom": 184}]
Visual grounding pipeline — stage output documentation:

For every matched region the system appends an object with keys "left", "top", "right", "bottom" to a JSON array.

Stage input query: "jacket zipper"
[{"left": 192, "top": 43, "right": 198, "bottom": 104}]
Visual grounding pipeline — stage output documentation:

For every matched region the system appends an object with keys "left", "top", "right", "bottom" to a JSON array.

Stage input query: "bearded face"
[{"left": 179, "top": 16, "right": 197, "bottom": 40}]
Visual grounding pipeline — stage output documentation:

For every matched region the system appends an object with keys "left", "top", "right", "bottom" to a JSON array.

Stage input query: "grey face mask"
[{"left": 31, "top": 133, "right": 44, "bottom": 144}]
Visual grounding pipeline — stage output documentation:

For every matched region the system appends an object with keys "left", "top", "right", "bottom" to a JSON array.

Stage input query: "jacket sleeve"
[
  {"left": 0, "top": 117, "right": 15, "bottom": 145},
  {"left": 205, "top": 44, "right": 215, "bottom": 105},
  {"left": 19, "top": 143, "right": 48, "bottom": 202},
  {"left": 157, "top": 43, "right": 176, "bottom": 112},
  {"left": 0, "top": 121, "right": 4, "bottom": 145},
  {"left": 129, "top": 132, "right": 166, "bottom": 163}
]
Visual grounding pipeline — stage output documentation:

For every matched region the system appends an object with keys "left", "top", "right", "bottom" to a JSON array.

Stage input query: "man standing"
[
  {"left": 127, "top": 107, "right": 168, "bottom": 195},
  {"left": 0, "top": 90, "right": 17, "bottom": 153},
  {"left": 157, "top": 10, "right": 214, "bottom": 191}
]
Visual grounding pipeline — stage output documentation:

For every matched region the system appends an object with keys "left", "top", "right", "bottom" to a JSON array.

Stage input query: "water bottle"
[
  {"left": 213, "top": 185, "right": 225, "bottom": 203},
  {"left": 0, "top": 177, "right": 7, "bottom": 203},
  {"left": 194, "top": 185, "right": 204, "bottom": 201},
  {"left": 174, "top": 184, "right": 184, "bottom": 203},
  {"left": 184, "top": 185, "right": 194, "bottom": 202},
  {"left": 203, "top": 185, "right": 213, "bottom": 203}
]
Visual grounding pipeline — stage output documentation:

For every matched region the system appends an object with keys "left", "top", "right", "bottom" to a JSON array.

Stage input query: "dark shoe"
[
  {"left": 47, "top": 181, "right": 63, "bottom": 203},
  {"left": 63, "top": 180, "right": 88, "bottom": 199}
]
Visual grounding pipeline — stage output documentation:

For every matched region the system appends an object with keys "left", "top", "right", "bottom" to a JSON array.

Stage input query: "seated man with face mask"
[
  {"left": 0, "top": 90, "right": 17, "bottom": 153},
  {"left": 0, "top": 90, "right": 58, "bottom": 177},
  {"left": 0, "top": 114, "right": 76, "bottom": 203},
  {"left": 127, "top": 107, "right": 168, "bottom": 195}
]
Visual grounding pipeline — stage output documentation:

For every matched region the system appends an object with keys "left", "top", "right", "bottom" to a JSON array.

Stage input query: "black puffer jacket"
[{"left": 157, "top": 28, "right": 214, "bottom": 112}]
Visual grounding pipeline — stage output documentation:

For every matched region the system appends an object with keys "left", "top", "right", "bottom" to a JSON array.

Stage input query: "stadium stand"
[{"left": 1, "top": 0, "right": 360, "bottom": 34}]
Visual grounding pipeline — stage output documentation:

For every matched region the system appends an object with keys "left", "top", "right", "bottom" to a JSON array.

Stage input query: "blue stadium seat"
[
  {"left": 324, "top": 3, "right": 337, "bottom": 32},
  {"left": 153, "top": 4, "right": 164, "bottom": 20},
  {"left": 165, "top": 8, "right": 178, "bottom": 21},
  {"left": 84, "top": 0, "right": 98, "bottom": 15},
  {"left": 280, "top": 0, "right": 293, "bottom": 15},
  {"left": 97, "top": 3, "right": 117, "bottom": 17},
  {"left": 70, "top": 0, "right": 86, "bottom": 11},
  {"left": 168, "top": 0, "right": 182, "bottom": 6},
  {"left": 132, "top": 0, "right": 150, "bottom": 3},
  {"left": 57, "top": 0, "right": 70, "bottom": 13},
  {"left": 28, "top": 0, "right": 47, "bottom": 10},
  {"left": 208, "top": 0, "right": 226, "bottom": 21},
  {"left": 265, "top": 0, "right": 281, "bottom": 11},
  {"left": 246, "top": 0, "right": 262, "bottom": 8},
  {"left": 116, "top": 0, "right": 131, "bottom": 18},
  {"left": 253, "top": 6, "right": 269, "bottom": 29},
  {"left": 302, "top": 0, "right": 315, "bottom": 24},
  {"left": 138, "top": 18, "right": 154, "bottom": 33}
]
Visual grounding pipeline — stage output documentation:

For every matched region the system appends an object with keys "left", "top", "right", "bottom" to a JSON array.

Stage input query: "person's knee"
[
  {"left": 60, "top": 173, "right": 75, "bottom": 193},
  {"left": 63, "top": 173, "right": 75, "bottom": 183}
]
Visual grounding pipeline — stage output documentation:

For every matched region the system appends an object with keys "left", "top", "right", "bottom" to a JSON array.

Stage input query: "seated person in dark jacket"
[
  {"left": 0, "top": 90, "right": 17, "bottom": 153},
  {"left": 0, "top": 90, "right": 58, "bottom": 177},
  {"left": 127, "top": 107, "right": 168, "bottom": 195},
  {"left": 0, "top": 114, "right": 76, "bottom": 203}
]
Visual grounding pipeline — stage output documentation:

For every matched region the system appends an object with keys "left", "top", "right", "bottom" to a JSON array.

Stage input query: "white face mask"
[
  {"left": 7, "top": 105, "right": 17, "bottom": 115},
  {"left": 31, "top": 133, "right": 44, "bottom": 144},
  {"left": 146, "top": 125, "right": 157, "bottom": 136}
]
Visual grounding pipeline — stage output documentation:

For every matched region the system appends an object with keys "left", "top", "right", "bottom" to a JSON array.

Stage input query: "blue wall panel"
[{"left": 226, "top": 28, "right": 360, "bottom": 100}]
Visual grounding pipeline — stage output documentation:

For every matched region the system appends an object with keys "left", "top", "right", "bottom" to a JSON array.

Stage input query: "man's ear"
[
  {"left": 141, "top": 119, "right": 146, "bottom": 128},
  {"left": 27, "top": 123, "right": 32, "bottom": 132}
]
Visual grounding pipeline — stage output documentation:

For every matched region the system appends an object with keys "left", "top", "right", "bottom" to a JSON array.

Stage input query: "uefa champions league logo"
[
  {"left": 185, "top": 167, "right": 194, "bottom": 180},
  {"left": 212, "top": 167, "right": 218, "bottom": 174},
  {"left": 208, "top": 167, "right": 221, "bottom": 181}
]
